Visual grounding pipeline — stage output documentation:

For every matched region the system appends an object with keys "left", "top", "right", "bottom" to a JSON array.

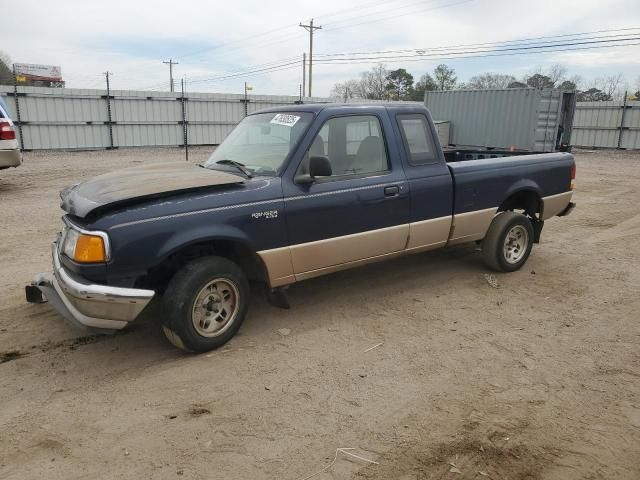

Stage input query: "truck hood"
[{"left": 60, "top": 162, "right": 244, "bottom": 218}]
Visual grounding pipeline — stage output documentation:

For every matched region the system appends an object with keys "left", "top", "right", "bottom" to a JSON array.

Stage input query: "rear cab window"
[{"left": 397, "top": 114, "right": 437, "bottom": 165}]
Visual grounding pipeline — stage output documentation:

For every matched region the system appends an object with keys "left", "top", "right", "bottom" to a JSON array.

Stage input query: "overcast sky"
[{"left": 2, "top": 0, "right": 640, "bottom": 96}]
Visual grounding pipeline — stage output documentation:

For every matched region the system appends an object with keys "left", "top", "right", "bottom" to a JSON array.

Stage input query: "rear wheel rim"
[
  {"left": 191, "top": 278, "right": 240, "bottom": 338},
  {"left": 503, "top": 225, "right": 528, "bottom": 264}
]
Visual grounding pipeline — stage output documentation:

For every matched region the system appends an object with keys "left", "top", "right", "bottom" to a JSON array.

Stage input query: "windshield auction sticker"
[{"left": 270, "top": 113, "right": 301, "bottom": 127}]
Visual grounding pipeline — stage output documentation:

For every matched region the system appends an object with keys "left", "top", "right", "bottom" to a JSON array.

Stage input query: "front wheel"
[
  {"left": 161, "top": 256, "right": 250, "bottom": 352},
  {"left": 482, "top": 211, "right": 534, "bottom": 272}
]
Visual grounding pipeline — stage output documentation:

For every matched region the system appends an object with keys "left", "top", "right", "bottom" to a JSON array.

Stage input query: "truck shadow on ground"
[{"left": 7, "top": 242, "right": 485, "bottom": 366}]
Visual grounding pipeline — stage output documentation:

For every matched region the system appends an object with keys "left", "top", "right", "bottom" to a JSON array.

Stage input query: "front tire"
[
  {"left": 482, "top": 212, "right": 534, "bottom": 272},
  {"left": 161, "top": 256, "right": 250, "bottom": 352}
]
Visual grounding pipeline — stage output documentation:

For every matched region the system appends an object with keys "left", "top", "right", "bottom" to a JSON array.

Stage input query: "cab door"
[
  {"left": 393, "top": 111, "right": 453, "bottom": 252},
  {"left": 282, "top": 109, "right": 410, "bottom": 279}
]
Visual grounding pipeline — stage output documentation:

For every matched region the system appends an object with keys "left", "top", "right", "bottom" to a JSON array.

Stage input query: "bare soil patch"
[{"left": 1, "top": 147, "right": 639, "bottom": 479}]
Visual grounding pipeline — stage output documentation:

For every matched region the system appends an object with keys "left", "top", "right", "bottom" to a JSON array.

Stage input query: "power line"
[
  {"left": 165, "top": 27, "right": 640, "bottom": 90},
  {"left": 313, "top": 35, "right": 640, "bottom": 63},
  {"left": 185, "top": 60, "right": 301, "bottom": 85},
  {"left": 200, "top": 0, "right": 449, "bottom": 60},
  {"left": 315, "top": 27, "right": 640, "bottom": 57},
  {"left": 321, "top": 0, "right": 474, "bottom": 33},
  {"left": 179, "top": 28, "right": 304, "bottom": 63},
  {"left": 178, "top": 25, "right": 300, "bottom": 60},
  {"left": 316, "top": 0, "right": 424, "bottom": 22},
  {"left": 313, "top": 41, "right": 640, "bottom": 69},
  {"left": 136, "top": 28, "right": 640, "bottom": 89},
  {"left": 138, "top": 30, "right": 640, "bottom": 92},
  {"left": 135, "top": 56, "right": 301, "bottom": 90},
  {"left": 322, "top": 0, "right": 445, "bottom": 29},
  {"left": 172, "top": 0, "right": 436, "bottom": 61},
  {"left": 139, "top": 0, "right": 469, "bottom": 91},
  {"left": 185, "top": 57, "right": 301, "bottom": 83}
]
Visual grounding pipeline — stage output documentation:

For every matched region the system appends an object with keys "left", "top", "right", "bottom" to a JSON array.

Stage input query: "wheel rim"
[
  {"left": 191, "top": 278, "right": 240, "bottom": 337},
  {"left": 503, "top": 225, "right": 529, "bottom": 264}
]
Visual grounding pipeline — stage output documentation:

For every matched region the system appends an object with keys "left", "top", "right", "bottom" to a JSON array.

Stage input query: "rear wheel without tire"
[
  {"left": 482, "top": 211, "right": 534, "bottom": 272},
  {"left": 161, "top": 256, "right": 249, "bottom": 352}
]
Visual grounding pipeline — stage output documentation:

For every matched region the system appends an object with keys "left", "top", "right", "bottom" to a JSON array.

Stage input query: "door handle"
[{"left": 384, "top": 185, "right": 400, "bottom": 196}]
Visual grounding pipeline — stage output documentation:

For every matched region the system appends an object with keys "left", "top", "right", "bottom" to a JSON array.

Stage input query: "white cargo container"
[
  {"left": 433, "top": 120, "right": 451, "bottom": 147},
  {"left": 424, "top": 88, "right": 576, "bottom": 152}
]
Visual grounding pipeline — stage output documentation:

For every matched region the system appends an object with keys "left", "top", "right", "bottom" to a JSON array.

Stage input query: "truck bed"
[
  {"left": 446, "top": 151, "right": 574, "bottom": 218},
  {"left": 443, "top": 148, "right": 541, "bottom": 163}
]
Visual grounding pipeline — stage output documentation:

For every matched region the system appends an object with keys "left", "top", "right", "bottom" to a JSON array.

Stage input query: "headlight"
[{"left": 62, "top": 225, "right": 109, "bottom": 263}]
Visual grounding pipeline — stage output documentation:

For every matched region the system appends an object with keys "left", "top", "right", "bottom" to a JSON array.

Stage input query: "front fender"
[
  {"left": 156, "top": 224, "right": 255, "bottom": 262},
  {"left": 106, "top": 220, "right": 260, "bottom": 280}
]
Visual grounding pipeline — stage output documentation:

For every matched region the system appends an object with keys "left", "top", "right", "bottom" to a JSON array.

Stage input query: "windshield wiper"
[{"left": 214, "top": 159, "right": 253, "bottom": 178}]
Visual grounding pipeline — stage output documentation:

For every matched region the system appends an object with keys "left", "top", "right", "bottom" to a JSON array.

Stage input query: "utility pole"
[
  {"left": 302, "top": 53, "right": 306, "bottom": 97},
  {"left": 163, "top": 58, "right": 178, "bottom": 92},
  {"left": 299, "top": 19, "right": 321, "bottom": 97},
  {"left": 103, "top": 71, "right": 114, "bottom": 149}
]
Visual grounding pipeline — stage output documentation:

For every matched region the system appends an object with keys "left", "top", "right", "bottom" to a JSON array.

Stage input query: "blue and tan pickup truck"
[{"left": 26, "top": 104, "right": 575, "bottom": 352}]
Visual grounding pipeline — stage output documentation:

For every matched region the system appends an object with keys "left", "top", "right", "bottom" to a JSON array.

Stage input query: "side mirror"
[{"left": 309, "top": 155, "right": 332, "bottom": 177}]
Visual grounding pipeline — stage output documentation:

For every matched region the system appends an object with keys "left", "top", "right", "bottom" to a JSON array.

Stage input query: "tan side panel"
[
  {"left": 257, "top": 247, "right": 295, "bottom": 288},
  {"left": 290, "top": 224, "right": 409, "bottom": 274},
  {"left": 541, "top": 191, "right": 573, "bottom": 220},
  {"left": 449, "top": 207, "right": 498, "bottom": 245},
  {"left": 406, "top": 216, "right": 452, "bottom": 253},
  {"left": 295, "top": 251, "right": 404, "bottom": 282}
]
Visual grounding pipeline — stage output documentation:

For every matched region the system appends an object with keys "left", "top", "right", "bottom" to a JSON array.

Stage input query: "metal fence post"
[
  {"left": 12, "top": 66, "right": 25, "bottom": 150},
  {"left": 244, "top": 82, "right": 249, "bottom": 117},
  {"left": 617, "top": 91, "right": 628, "bottom": 149},
  {"left": 181, "top": 78, "right": 189, "bottom": 162},
  {"left": 103, "top": 71, "right": 114, "bottom": 149}
]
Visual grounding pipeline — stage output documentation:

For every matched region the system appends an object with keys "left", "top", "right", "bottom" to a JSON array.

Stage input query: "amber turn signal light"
[{"left": 74, "top": 235, "right": 106, "bottom": 263}]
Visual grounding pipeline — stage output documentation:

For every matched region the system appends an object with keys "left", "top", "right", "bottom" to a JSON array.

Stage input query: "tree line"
[
  {"left": 3, "top": 47, "right": 639, "bottom": 102},
  {"left": 331, "top": 63, "right": 640, "bottom": 102},
  {"left": 0, "top": 51, "right": 13, "bottom": 86}
]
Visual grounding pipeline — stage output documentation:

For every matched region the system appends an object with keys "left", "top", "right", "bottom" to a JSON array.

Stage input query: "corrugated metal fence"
[
  {"left": 5, "top": 85, "right": 638, "bottom": 151},
  {"left": 570, "top": 100, "right": 640, "bottom": 149},
  {"left": 0, "top": 86, "right": 336, "bottom": 150}
]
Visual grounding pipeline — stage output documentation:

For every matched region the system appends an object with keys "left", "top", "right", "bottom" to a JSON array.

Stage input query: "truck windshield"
[{"left": 204, "top": 111, "right": 314, "bottom": 176}]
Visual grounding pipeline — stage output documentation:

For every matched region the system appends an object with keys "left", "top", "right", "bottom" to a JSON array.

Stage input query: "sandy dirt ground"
[{"left": 0, "top": 147, "right": 639, "bottom": 480}]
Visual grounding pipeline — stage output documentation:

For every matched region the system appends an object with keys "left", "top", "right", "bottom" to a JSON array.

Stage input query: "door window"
[
  {"left": 300, "top": 115, "right": 389, "bottom": 178},
  {"left": 397, "top": 114, "right": 437, "bottom": 165}
]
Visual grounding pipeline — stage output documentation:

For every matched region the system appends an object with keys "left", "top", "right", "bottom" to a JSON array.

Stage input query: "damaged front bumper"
[{"left": 26, "top": 241, "right": 155, "bottom": 332}]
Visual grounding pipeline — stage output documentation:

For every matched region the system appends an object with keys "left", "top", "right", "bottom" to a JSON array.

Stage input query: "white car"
[{"left": 0, "top": 97, "right": 22, "bottom": 170}]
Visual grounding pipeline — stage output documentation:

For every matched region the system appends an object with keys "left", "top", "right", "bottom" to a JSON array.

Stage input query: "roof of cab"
[{"left": 254, "top": 102, "right": 427, "bottom": 115}]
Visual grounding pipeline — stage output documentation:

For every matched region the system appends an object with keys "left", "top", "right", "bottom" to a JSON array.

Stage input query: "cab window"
[{"left": 300, "top": 115, "right": 389, "bottom": 178}]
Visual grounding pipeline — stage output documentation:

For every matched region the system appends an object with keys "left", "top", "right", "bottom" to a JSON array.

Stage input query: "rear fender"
[
  {"left": 500, "top": 181, "right": 542, "bottom": 217},
  {"left": 502, "top": 180, "right": 541, "bottom": 205}
]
